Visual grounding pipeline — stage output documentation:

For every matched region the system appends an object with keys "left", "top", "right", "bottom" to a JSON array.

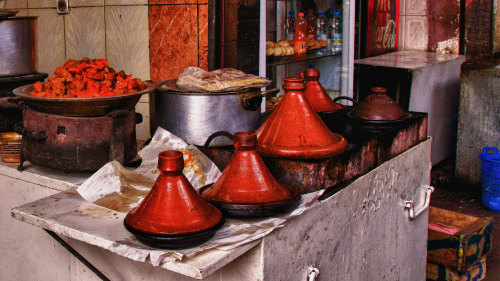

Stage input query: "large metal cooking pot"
[
  {"left": 155, "top": 80, "right": 279, "bottom": 147},
  {"left": 0, "top": 17, "right": 37, "bottom": 77}
]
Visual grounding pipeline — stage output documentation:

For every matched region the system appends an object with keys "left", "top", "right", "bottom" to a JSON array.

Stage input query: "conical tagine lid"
[
  {"left": 303, "top": 68, "right": 343, "bottom": 112},
  {"left": 350, "top": 87, "right": 406, "bottom": 121},
  {"left": 124, "top": 150, "right": 223, "bottom": 239},
  {"left": 257, "top": 77, "right": 347, "bottom": 159},
  {"left": 201, "top": 131, "right": 299, "bottom": 204}
]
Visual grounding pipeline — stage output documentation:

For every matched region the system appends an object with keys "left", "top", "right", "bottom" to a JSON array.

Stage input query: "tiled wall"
[
  {"left": 6, "top": 0, "right": 207, "bottom": 140},
  {"left": 148, "top": 0, "right": 209, "bottom": 81},
  {"left": 398, "top": 0, "right": 428, "bottom": 51}
]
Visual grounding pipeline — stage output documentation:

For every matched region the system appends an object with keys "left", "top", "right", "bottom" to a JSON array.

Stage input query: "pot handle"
[
  {"left": 333, "top": 96, "right": 357, "bottom": 106},
  {"left": 0, "top": 96, "right": 22, "bottom": 110},
  {"left": 203, "top": 131, "right": 234, "bottom": 147},
  {"left": 241, "top": 88, "right": 280, "bottom": 111},
  {"left": 14, "top": 123, "right": 47, "bottom": 141}
]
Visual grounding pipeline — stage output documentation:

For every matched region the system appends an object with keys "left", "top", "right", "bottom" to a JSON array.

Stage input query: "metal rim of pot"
[
  {"left": 12, "top": 83, "right": 156, "bottom": 117},
  {"left": 156, "top": 79, "right": 280, "bottom": 111}
]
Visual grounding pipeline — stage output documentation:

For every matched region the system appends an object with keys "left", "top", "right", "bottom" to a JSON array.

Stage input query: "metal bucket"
[{"left": 0, "top": 17, "right": 37, "bottom": 77}]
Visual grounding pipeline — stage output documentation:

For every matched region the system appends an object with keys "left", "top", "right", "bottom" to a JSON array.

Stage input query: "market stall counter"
[{"left": 6, "top": 138, "right": 432, "bottom": 280}]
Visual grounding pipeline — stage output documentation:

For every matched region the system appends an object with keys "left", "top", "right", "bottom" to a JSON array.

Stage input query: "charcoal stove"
[
  {"left": 17, "top": 107, "right": 142, "bottom": 172},
  {"left": 198, "top": 109, "right": 428, "bottom": 195}
]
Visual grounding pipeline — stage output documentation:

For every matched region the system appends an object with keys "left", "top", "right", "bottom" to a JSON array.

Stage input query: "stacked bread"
[
  {"left": 266, "top": 40, "right": 295, "bottom": 57},
  {"left": 306, "top": 39, "right": 328, "bottom": 50}
]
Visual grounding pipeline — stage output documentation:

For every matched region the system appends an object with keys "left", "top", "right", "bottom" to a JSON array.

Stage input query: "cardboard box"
[
  {"left": 426, "top": 257, "right": 486, "bottom": 281},
  {"left": 427, "top": 207, "right": 493, "bottom": 271}
]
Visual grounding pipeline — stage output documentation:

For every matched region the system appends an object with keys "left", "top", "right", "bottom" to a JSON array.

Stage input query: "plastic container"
[
  {"left": 305, "top": 9, "right": 316, "bottom": 41},
  {"left": 293, "top": 12, "right": 307, "bottom": 55},
  {"left": 316, "top": 11, "right": 328, "bottom": 40},
  {"left": 479, "top": 147, "right": 500, "bottom": 212},
  {"left": 284, "top": 10, "right": 295, "bottom": 41},
  {"left": 331, "top": 11, "right": 342, "bottom": 53}
]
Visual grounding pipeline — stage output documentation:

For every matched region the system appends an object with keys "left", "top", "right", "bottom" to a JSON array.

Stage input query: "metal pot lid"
[
  {"left": 201, "top": 131, "right": 300, "bottom": 206},
  {"left": 350, "top": 87, "right": 406, "bottom": 121},
  {"left": 124, "top": 150, "right": 224, "bottom": 236},
  {"left": 0, "top": 9, "right": 18, "bottom": 18},
  {"left": 256, "top": 78, "right": 348, "bottom": 160},
  {"left": 0, "top": 15, "right": 37, "bottom": 20}
]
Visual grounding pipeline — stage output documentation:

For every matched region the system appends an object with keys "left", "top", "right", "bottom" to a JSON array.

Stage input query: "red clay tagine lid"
[
  {"left": 124, "top": 150, "right": 224, "bottom": 248},
  {"left": 350, "top": 87, "right": 406, "bottom": 121},
  {"left": 302, "top": 68, "right": 343, "bottom": 112},
  {"left": 200, "top": 131, "right": 299, "bottom": 217},
  {"left": 256, "top": 77, "right": 348, "bottom": 160}
]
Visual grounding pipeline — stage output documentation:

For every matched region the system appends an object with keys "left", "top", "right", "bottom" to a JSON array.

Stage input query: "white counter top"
[
  {"left": 0, "top": 161, "right": 91, "bottom": 192},
  {"left": 11, "top": 188, "right": 260, "bottom": 279},
  {"left": 355, "top": 50, "right": 463, "bottom": 70}
]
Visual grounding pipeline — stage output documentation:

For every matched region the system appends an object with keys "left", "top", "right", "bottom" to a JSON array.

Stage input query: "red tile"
[
  {"left": 149, "top": 5, "right": 199, "bottom": 81},
  {"left": 149, "top": 0, "right": 197, "bottom": 4},
  {"left": 198, "top": 4, "right": 208, "bottom": 70}
]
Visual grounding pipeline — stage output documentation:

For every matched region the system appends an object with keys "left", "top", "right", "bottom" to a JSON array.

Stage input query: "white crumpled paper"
[
  {"left": 77, "top": 127, "right": 221, "bottom": 209},
  {"left": 76, "top": 127, "right": 322, "bottom": 266}
]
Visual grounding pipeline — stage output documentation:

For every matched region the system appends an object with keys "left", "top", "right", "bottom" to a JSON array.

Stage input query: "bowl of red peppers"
[{"left": 13, "top": 58, "right": 155, "bottom": 116}]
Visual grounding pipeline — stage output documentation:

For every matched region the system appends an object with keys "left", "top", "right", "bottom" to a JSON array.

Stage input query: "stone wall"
[{"left": 456, "top": 65, "right": 500, "bottom": 185}]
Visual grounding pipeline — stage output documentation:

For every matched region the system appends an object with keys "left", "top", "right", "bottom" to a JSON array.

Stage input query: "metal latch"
[{"left": 404, "top": 185, "right": 434, "bottom": 219}]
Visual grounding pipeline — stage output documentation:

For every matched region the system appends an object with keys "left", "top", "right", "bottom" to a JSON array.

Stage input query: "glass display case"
[
  {"left": 213, "top": 0, "right": 353, "bottom": 106},
  {"left": 258, "top": 0, "right": 355, "bottom": 101}
]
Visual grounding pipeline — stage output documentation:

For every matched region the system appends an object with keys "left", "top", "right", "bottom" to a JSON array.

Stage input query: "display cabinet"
[
  {"left": 214, "top": 0, "right": 354, "bottom": 103},
  {"left": 258, "top": 0, "right": 355, "bottom": 99}
]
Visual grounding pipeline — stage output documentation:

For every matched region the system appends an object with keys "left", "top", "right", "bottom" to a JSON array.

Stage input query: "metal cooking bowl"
[{"left": 12, "top": 83, "right": 155, "bottom": 116}]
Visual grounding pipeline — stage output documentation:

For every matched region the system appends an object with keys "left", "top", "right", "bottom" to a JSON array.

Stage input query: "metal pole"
[{"left": 44, "top": 229, "right": 111, "bottom": 281}]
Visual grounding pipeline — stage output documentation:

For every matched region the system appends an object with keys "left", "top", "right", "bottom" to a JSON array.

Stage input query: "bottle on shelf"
[
  {"left": 284, "top": 10, "right": 296, "bottom": 41},
  {"left": 305, "top": 9, "right": 316, "bottom": 41},
  {"left": 293, "top": 12, "right": 307, "bottom": 56},
  {"left": 330, "top": 11, "right": 342, "bottom": 53},
  {"left": 316, "top": 11, "right": 328, "bottom": 41}
]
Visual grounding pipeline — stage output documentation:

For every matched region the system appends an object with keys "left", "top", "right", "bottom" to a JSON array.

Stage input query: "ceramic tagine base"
[
  {"left": 199, "top": 184, "right": 300, "bottom": 218},
  {"left": 124, "top": 218, "right": 225, "bottom": 249},
  {"left": 200, "top": 131, "right": 301, "bottom": 218},
  {"left": 124, "top": 150, "right": 224, "bottom": 249}
]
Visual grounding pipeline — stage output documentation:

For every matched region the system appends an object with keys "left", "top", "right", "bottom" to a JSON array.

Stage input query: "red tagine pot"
[
  {"left": 124, "top": 150, "right": 224, "bottom": 249},
  {"left": 200, "top": 131, "right": 300, "bottom": 217},
  {"left": 256, "top": 77, "right": 347, "bottom": 160},
  {"left": 350, "top": 87, "right": 406, "bottom": 121},
  {"left": 302, "top": 68, "right": 343, "bottom": 112}
]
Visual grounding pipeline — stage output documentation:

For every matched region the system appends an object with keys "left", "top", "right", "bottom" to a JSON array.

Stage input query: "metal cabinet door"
[{"left": 261, "top": 140, "right": 431, "bottom": 281}]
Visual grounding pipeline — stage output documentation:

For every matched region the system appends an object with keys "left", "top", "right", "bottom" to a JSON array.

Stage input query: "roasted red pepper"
[{"left": 30, "top": 58, "right": 147, "bottom": 98}]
